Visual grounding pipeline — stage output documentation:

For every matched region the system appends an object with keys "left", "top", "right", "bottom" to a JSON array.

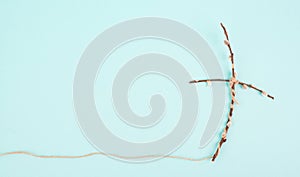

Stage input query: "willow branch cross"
[{"left": 189, "top": 23, "right": 274, "bottom": 162}]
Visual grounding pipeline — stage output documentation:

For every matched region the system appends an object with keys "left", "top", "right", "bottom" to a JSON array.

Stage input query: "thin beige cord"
[{"left": 0, "top": 151, "right": 212, "bottom": 162}]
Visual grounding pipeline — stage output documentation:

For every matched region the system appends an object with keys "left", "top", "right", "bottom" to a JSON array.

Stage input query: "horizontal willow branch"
[{"left": 189, "top": 79, "right": 274, "bottom": 100}]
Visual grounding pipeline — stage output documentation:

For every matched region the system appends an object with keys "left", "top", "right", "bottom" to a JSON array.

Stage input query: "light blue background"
[{"left": 0, "top": 0, "right": 299, "bottom": 177}]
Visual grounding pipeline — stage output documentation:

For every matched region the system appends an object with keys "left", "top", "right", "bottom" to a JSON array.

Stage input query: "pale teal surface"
[{"left": 1, "top": 0, "right": 299, "bottom": 177}]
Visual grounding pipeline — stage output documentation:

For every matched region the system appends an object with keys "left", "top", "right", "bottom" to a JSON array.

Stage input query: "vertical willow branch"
[{"left": 211, "top": 23, "right": 238, "bottom": 161}]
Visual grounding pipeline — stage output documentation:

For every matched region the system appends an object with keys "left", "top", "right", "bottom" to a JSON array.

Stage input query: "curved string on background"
[{"left": 0, "top": 151, "right": 211, "bottom": 162}]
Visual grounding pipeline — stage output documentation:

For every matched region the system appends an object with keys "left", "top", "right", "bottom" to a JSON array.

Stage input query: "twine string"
[{"left": 0, "top": 151, "right": 211, "bottom": 162}]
